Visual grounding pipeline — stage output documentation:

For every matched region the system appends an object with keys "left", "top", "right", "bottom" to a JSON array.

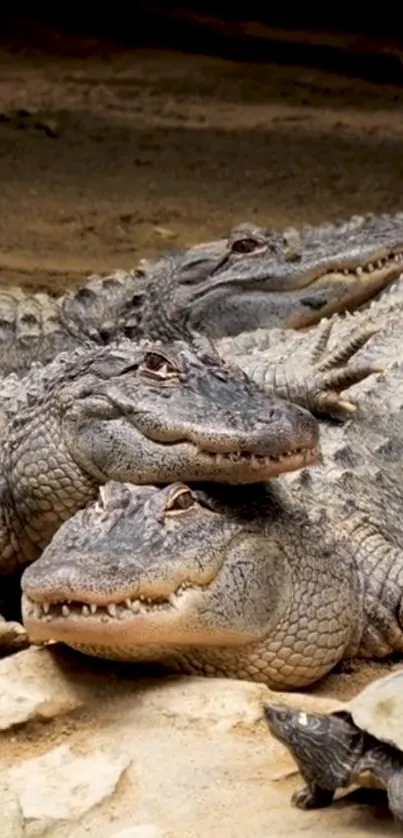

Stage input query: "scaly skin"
[
  {"left": 1, "top": 212, "right": 403, "bottom": 376},
  {"left": 21, "top": 479, "right": 358, "bottom": 685},
  {"left": 20, "top": 469, "right": 403, "bottom": 689},
  {"left": 0, "top": 335, "right": 320, "bottom": 576},
  {"left": 183, "top": 212, "right": 403, "bottom": 337},
  {"left": 21, "top": 291, "right": 403, "bottom": 687},
  {"left": 0, "top": 311, "right": 379, "bottom": 579},
  {"left": 0, "top": 225, "right": 270, "bottom": 377}
]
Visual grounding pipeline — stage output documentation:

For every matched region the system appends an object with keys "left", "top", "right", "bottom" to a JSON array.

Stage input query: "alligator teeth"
[
  {"left": 328, "top": 251, "right": 403, "bottom": 278},
  {"left": 27, "top": 583, "right": 203, "bottom": 621}
]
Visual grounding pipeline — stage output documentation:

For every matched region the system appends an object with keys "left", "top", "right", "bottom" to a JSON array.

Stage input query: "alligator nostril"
[
  {"left": 266, "top": 408, "right": 278, "bottom": 421},
  {"left": 256, "top": 407, "right": 282, "bottom": 423}
]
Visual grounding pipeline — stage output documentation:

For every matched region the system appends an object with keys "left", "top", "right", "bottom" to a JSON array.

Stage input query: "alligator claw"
[
  {"left": 305, "top": 320, "right": 382, "bottom": 416},
  {"left": 311, "top": 322, "right": 379, "bottom": 368},
  {"left": 264, "top": 319, "right": 382, "bottom": 418}
]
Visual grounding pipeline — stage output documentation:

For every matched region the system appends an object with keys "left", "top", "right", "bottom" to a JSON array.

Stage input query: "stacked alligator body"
[
  {"left": 20, "top": 278, "right": 403, "bottom": 689},
  {"left": 0, "top": 210, "right": 402, "bottom": 689}
]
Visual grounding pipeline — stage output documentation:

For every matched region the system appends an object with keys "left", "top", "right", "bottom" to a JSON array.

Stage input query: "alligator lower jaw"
[
  {"left": 195, "top": 445, "right": 319, "bottom": 483},
  {"left": 22, "top": 589, "right": 253, "bottom": 649}
]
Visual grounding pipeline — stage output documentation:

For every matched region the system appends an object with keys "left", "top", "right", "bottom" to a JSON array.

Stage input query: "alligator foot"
[
  {"left": 306, "top": 319, "right": 382, "bottom": 416},
  {"left": 266, "top": 319, "right": 382, "bottom": 419}
]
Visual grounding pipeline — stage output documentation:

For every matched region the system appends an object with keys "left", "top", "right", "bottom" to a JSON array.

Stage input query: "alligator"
[
  {"left": 0, "top": 330, "right": 329, "bottom": 649},
  {"left": 19, "top": 281, "right": 403, "bottom": 687},
  {"left": 0, "top": 303, "right": 381, "bottom": 652},
  {"left": 0, "top": 334, "right": 328, "bottom": 575},
  {"left": 0, "top": 212, "right": 402, "bottom": 377}
]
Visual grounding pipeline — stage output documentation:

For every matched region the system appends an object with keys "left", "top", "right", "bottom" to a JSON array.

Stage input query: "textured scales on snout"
[{"left": 264, "top": 670, "right": 403, "bottom": 825}]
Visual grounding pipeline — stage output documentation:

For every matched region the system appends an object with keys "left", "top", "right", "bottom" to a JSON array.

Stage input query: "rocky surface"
[{"left": 0, "top": 647, "right": 401, "bottom": 837}]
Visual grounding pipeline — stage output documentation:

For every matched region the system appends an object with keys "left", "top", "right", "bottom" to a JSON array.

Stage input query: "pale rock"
[
  {"left": 0, "top": 783, "right": 25, "bottom": 838},
  {"left": 123, "top": 675, "right": 343, "bottom": 732},
  {"left": 0, "top": 647, "right": 82, "bottom": 730},
  {"left": 8, "top": 744, "right": 129, "bottom": 826},
  {"left": 131, "top": 676, "right": 270, "bottom": 730}
]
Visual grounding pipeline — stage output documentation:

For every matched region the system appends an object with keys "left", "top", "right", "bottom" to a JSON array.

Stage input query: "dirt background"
[{"left": 0, "top": 28, "right": 402, "bottom": 295}]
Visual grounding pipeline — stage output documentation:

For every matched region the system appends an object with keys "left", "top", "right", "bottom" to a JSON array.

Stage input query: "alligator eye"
[
  {"left": 165, "top": 487, "right": 196, "bottom": 515},
  {"left": 231, "top": 237, "right": 261, "bottom": 254},
  {"left": 139, "top": 351, "right": 180, "bottom": 381}
]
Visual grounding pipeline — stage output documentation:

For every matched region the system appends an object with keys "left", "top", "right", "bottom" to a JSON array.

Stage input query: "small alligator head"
[{"left": 123, "top": 223, "right": 277, "bottom": 341}]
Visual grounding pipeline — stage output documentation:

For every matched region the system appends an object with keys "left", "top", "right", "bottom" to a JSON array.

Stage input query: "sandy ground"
[{"left": 0, "top": 37, "right": 402, "bottom": 294}]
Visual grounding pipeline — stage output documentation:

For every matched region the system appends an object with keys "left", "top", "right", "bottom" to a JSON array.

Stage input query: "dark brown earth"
[{"left": 0, "top": 33, "right": 402, "bottom": 295}]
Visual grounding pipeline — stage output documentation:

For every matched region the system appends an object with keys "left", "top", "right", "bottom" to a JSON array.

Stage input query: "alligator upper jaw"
[
  {"left": 205, "top": 245, "right": 403, "bottom": 293},
  {"left": 302, "top": 248, "right": 403, "bottom": 287},
  {"left": 22, "top": 587, "right": 256, "bottom": 649}
]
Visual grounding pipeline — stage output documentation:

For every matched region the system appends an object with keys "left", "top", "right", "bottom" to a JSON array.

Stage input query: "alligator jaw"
[
  {"left": 185, "top": 444, "right": 319, "bottom": 483},
  {"left": 22, "top": 587, "right": 256, "bottom": 651},
  {"left": 304, "top": 247, "right": 403, "bottom": 287},
  {"left": 287, "top": 254, "right": 403, "bottom": 329}
]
